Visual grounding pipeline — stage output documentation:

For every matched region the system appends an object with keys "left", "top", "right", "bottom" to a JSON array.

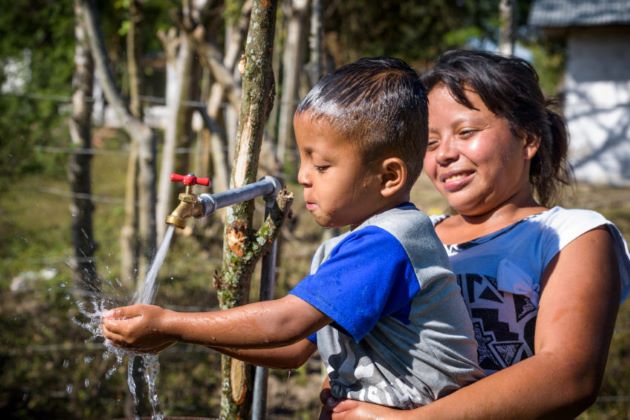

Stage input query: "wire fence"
[
  {"left": 35, "top": 145, "right": 195, "bottom": 155},
  {"left": 2, "top": 91, "right": 299, "bottom": 108},
  {"left": 2, "top": 91, "right": 219, "bottom": 109}
]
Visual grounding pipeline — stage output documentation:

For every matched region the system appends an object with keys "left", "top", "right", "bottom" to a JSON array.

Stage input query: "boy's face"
[{"left": 294, "top": 113, "right": 384, "bottom": 228}]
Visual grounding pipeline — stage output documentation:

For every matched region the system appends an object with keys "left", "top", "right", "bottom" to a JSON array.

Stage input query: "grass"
[{"left": 0, "top": 153, "right": 629, "bottom": 418}]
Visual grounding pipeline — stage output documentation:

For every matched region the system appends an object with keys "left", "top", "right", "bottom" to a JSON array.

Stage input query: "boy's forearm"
[
  {"left": 210, "top": 339, "right": 317, "bottom": 369},
  {"left": 160, "top": 295, "right": 329, "bottom": 348}
]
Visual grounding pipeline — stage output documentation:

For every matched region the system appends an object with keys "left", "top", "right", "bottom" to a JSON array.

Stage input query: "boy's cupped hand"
[{"left": 102, "top": 304, "right": 175, "bottom": 353}]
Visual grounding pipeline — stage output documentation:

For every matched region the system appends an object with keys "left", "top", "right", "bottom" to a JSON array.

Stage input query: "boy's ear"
[{"left": 379, "top": 157, "right": 407, "bottom": 197}]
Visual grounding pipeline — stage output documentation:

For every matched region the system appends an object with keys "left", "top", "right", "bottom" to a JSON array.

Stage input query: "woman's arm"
[
  {"left": 330, "top": 227, "right": 621, "bottom": 419},
  {"left": 210, "top": 339, "right": 317, "bottom": 369},
  {"left": 103, "top": 294, "right": 330, "bottom": 352}
]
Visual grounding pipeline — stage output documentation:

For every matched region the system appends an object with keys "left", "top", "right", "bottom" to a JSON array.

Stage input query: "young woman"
[{"left": 322, "top": 49, "right": 630, "bottom": 419}]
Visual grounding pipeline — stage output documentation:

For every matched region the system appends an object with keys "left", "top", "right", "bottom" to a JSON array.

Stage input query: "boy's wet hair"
[{"left": 296, "top": 57, "right": 428, "bottom": 189}]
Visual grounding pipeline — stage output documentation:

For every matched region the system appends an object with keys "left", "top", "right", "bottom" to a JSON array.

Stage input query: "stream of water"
[
  {"left": 75, "top": 224, "right": 177, "bottom": 420},
  {"left": 135, "top": 225, "right": 176, "bottom": 305}
]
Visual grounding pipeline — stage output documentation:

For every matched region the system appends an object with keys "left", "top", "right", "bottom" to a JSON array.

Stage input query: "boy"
[{"left": 103, "top": 57, "right": 482, "bottom": 409}]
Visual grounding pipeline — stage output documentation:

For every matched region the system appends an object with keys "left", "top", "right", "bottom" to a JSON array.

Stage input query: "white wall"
[{"left": 565, "top": 27, "right": 630, "bottom": 185}]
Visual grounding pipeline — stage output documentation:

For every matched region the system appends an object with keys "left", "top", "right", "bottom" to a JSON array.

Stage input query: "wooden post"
[
  {"left": 81, "top": 0, "right": 157, "bottom": 279},
  {"left": 69, "top": 0, "right": 98, "bottom": 292}
]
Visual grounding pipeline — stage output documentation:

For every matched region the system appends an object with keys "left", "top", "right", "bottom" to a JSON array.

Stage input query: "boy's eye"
[{"left": 314, "top": 165, "right": 330, "bottom": 173}]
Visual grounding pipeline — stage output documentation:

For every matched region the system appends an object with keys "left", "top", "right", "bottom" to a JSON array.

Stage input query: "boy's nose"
[{"left": 297, "top": 165, "right": 311, "bottom": 187}]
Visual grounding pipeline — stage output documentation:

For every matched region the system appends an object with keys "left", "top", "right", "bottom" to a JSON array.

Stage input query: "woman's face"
[{"left": 423, "top": 84, "right": 539, "bottom": 217}]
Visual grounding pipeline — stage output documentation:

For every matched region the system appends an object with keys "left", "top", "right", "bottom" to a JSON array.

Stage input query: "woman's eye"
[
  {"left": 427, "top": 139, "right": 439, "bottom": 151},
  {"left": 459, "top": 129, "right": 476, "bottom": 138}
]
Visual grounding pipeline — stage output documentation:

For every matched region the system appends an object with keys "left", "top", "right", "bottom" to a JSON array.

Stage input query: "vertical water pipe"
[{"left": 251, "top": 188, "right": 280, "bottom": 420}]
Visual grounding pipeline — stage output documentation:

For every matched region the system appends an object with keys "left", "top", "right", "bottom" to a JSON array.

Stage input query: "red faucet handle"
[{"left": 170, "top": 173, "right": 211, "bottom": 187}]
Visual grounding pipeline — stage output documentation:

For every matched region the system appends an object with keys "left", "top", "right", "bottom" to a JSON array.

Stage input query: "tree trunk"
[
  {"left": 156, "top": 25, "right": 194, "bottom": 241},
  {"left": 262, "top": 17, "right": 285, "bottom": 173},
  {"left": 120, "top": 0, "right": 142, "bottom": 288},
  {"left": 192, "top": 0, "right": 253, "bottom": 196},
  {"left": 276, "top": 0, "right": 309, "bottom": 172},
  {"left": 69, "top": 0, "right": 98, "bottom": 293},
  {"left": 127, "top": 0, "right": 143, "bottom": 119},
  {"left": 80, "top": 0, "right": 157, "bottom": 279},
  {"left": 120, "top": 142, "right": 140, "bottom": 287},
  {"left": 120, "top": 2, "right": 151, "bottom": 417},
  {"left": 499, "top": 0, "right": 516, "bottom": 56},
  {"left": 307, "top": 0, "right": 323, "bottom": 84},
  {"left": 213, "top": 1, "right": 289, "bottom": 418}
]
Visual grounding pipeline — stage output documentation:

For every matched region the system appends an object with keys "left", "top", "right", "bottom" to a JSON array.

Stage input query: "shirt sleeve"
[
  {"left": 542, "top": 208, "right": 630, "bottom": 302},
  {"left": 290, "top": 226, "right": 420, "bottom": 342}
]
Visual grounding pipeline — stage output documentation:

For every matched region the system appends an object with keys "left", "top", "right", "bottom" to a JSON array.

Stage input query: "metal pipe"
[
  {"left": 198, "top": 176, "right": 282, "bottom": 217},
  {"left": 251, "top": 195, "right": 279, "bottom": 420}
]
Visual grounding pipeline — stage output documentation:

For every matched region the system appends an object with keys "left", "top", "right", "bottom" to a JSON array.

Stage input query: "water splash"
[{"left": 74, "top": 224, "right": 176, "bottom": 420}]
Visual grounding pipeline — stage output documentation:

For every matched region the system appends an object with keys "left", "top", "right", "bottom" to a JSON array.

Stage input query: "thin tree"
[
  {"left": 69, "top": 0, "right": 98, "bottom": 293},
  {"left": 499, "top": 0, "right": 517, "bottom": 56},
  {"left": 80, "top": 0, "right": 157, "bottom": 280},
  {"left": 120, "top": 0, "right": 143, "bottom": 288},
  {"left": 199, "top": 0, "right": 252, "bottom": 194},
  {"left": 185, "top": 0, "right": 251, "bottom": 196},
  {"left": 212, "top": 0, "right": 293, "bottom": 417},
  {"left": 80, "top": 1, "right": 158, "bottom": 417},
  {"left": 275, "top": 0, "right": 309, "bottom": 171},
  {"left": 156, "top": 20, "right": 194, "bottom": 241},
  {"left": 124, "top": 8, "right": 149, "bottom": 414},
  {"left": 307, "top": 0, "right": 324, "bottom": 85}
]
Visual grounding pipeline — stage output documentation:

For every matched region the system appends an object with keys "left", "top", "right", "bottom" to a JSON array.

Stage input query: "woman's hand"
[
  {"left": 319, "top": 386, "right": 411, "bottom": 420},
  {"left": 102, "top": 304, "right": 176, "bottom": 353},
  {"left": 328, "top": 399, "right": 411, "bottom": 419}
]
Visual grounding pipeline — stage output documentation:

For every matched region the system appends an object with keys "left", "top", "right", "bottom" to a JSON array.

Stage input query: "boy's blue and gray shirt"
[{"left": 291, "top": 204, "right": 483, "bottom": 408}]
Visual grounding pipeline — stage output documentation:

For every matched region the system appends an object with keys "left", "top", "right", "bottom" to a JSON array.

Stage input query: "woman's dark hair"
[{"left": 421, "top": 49, "right": 572, "bottom": 206}]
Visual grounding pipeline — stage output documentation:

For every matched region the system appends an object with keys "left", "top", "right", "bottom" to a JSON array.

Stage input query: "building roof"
[{"left": 529, "top": 0, "right": 630, "bottom": 28}]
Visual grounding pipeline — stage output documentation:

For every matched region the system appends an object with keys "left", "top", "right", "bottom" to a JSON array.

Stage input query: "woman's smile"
[{"left": 440, "top": 169, "right": 475, "bottom": 192}]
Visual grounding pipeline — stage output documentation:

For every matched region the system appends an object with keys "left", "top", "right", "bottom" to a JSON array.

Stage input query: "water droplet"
[
  {"left": 66, "top": 384, "right": 74, "bottom": 394},
  {"left": 63, "top": 359, "right": 70, "bottom": 368}
]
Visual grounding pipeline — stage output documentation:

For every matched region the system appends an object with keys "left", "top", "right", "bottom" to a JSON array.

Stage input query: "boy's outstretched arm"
[
  {"left": 102, "top": 295, "right": 329, "bottom": 353},
  {"left": 210, "top": 339, "right": 317, "bottom": 369}
]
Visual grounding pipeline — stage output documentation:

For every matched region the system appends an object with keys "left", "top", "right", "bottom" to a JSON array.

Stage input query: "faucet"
[
  {"left": 166, "top": 173, "right": 283, "bottom": 228},
  {"left": 165, "top": 172, "right": 285, "bottom": 416},
  {"left": 166, "top": 173, "right": 211, "bottom": 229}
]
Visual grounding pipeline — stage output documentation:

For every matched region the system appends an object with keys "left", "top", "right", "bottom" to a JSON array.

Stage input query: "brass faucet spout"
[{"left": 165, "top": 189, "right": 205, "bottom": 229}]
